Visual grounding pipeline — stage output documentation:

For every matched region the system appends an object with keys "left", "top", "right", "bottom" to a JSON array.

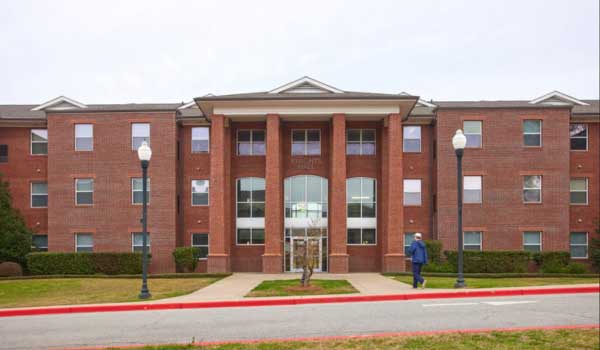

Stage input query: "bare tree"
[{"left": 298, "top": 217, "right": 323, "bottom": 287}]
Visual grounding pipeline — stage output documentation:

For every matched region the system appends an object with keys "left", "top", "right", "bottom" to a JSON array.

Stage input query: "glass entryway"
[{"left": 285, "top": 228, "right": 328, "bottom": 272}]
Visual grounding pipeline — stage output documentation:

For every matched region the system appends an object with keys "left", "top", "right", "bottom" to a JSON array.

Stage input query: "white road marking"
[
  {"left": 483, "top": 300, "right": 538, "bottom": 306},
  {"left": 422, "top": 302, "right": 479, "bottom": 307}
]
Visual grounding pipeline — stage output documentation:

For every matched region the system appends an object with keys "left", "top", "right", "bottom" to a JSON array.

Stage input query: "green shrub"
[
  {"left": 26, "top": 252, "right": 145, "bottom": 275},
  {"left": 533, "top": 252, "right": 571, "bottom": 268},
  {"left": 422, "top": 262, "right": 454, "bottom": 273},
  {"left": 424, "top": 240, "right": 443, "bottom": 264},
  {"left": 173, "top": 247, "right": 201, "bottom": 273},
  {"left": 591, "top": 220, "right": 600, "bottom": 272},
  {"left": 564, "top": 263, "right": 587, "bottom": 274},
  {"left": 444, "top": 251, "right": 531, "bottom": 273}
]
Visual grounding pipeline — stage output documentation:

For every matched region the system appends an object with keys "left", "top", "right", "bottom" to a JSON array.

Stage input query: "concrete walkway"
[{"left": 154, "top": 273, "right": 412, "bottom": 302}]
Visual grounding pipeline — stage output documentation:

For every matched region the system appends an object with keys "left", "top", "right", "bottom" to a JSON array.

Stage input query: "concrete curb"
[
  {"left": 1, "top": 285, "right": 598, "bottom": 318},
  {"left": 59, "top": 324, "right": 600, "bottom": 350}
]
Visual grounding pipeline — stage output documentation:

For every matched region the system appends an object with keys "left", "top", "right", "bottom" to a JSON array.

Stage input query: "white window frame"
[
  {"left": 523, "top": 231, "right": 542, "bottom": 252},
  {"left": 236, "top": 227, "right": 266, "bottom": 245},
  {"left": 30, "top": 182, "right": 48, "bottom": 208},
  {"left": 403, "top": 126, "right": 421, "bottom": 153},
  {"left": 132, "top": 232, "right": 151, "bottom": 252},
  {"left": 236, "top": 177, "right": 265, "bottom": 218},
  {"left": 347, "top": 227, "right": 377, "bottom": 246},
  {"left": 570, "top": 124, "right": 588, "bottom": 151},
  {"left": 291, "top": 129, "right": 321, "bottom": 156},
  {"left": 237, "top": 129, "right": 266, "bottom": 156},
  {"left": 463, "top": 231, "right": 482, "bottom": 251},
  {"left": 463, "top": 121, "right": 482, "bottom": 148},
  {"left": 523, "top": 120, "right": 542, "bottom": 147},
  {"left": 403, "top": 179, "right": 422, "bottom": 206},
  {"left": 346, "top": 129, "right": 376, "bottom": 155},
  {"left": 570, "top": 178, "right": 588, "bottom": 205},
  {"left": 30, "top": 129, "right": 48, "bottom": 155},
  {"left": 191, "top": 233, "right": 209, "bottom": 259},
  {"left": 75, "top": 233, "right": 93, "bottom": 252},
  {"left": 569, "top": 232, "right": 588, "bottom": 259},
  {"left": 131, "top": 123, "right": 150, "bottom": 150},
  {"left": 463, "top": 176, "right": 482, "bottom": 204},
  {"left": 74, "top": 124, "right": 94, "bottom": 151},
  {"left": 523, "top": 175, "right": 542, "bottom": 204},
  {"left": 75, "top": 178, "right": 94, "bottom": 206},
  {"left": 346, "top": 177, "right": 377, "bottom": 245},
  {"left": 191, "top": 127, "right": 210, "bottom": 153},
  {"left": 131, "top": 178, "right": 150, "bottom": 205},
  {"left": 32, "top": 234, "right": 48, "bottom": 251},
  {"left": 191, "top": 179, "right": 209, "bottom": 206}
]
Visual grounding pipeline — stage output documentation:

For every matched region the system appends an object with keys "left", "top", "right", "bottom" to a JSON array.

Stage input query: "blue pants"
[{"left": 412, "top": 262, "right": 424, "bottom": 288}]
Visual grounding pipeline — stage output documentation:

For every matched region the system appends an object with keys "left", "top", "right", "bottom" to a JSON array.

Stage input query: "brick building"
[{"left": 0, "top": 77, "right": 598, "bottom": 273}]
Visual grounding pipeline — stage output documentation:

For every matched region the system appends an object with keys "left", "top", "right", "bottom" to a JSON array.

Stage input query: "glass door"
[{"left": 290, "top": 237, "right": 322, "bottom": 272}]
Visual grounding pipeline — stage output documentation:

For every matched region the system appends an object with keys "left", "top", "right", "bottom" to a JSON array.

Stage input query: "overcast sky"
[{"left": 1, "top": 0, "right": 598, "bottom": 104}]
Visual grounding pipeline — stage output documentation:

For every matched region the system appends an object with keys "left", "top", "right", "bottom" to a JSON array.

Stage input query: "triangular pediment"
[
  {"left": 400, "top": 92, "right": 436, "bottom": 107},
  {"left": 31, "top": 96, "right": 87, "bottom": 111},
  {"left": 269, "top": 76, "right": 344, "bottom": 94},
  {"left": 530, "top": 91, "right": 588, "bottom": 106}
]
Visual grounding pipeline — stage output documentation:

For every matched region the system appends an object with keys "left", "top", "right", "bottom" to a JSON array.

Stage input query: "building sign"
[{"left": 290, "top": 158, "right": 322, "bottom": 170}]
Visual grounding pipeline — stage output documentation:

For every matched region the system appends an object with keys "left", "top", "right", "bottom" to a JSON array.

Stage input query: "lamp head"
[
  {"left": 137, "top": 141, "right": 152, "bottom": 161},
  {"left": 452, "top": 129, "right": 467, "bottom": 150}
]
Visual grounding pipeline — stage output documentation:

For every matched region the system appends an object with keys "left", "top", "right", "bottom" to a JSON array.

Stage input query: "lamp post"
[
  {"left": 137, "top": 141, "right": 152, "bottom": 299},
  {"left": 452, "top": 130, "right": 467, "bottom": 289}
]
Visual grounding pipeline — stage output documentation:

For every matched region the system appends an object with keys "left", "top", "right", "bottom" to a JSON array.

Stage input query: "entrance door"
[{"left": 290, "top": 237, "right": 322, "bottom": 272}]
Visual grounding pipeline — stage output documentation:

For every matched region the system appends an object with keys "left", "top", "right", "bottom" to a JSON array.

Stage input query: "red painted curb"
[
  {"left": 58, "top": 324, "right": 600, "bottom": 350},
  {"left": 1, "top": 285, "right": 597, "bottom": 318}
]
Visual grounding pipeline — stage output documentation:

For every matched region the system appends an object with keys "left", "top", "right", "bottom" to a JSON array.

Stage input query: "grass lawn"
[
  {"left": 107, "top": 328, "right": 600, "bottom": 350},
  {"left": 391, "top": 276, "right": 599, "bottom": 289},
  {"left": 0, "top": 277, "right": 222, "bottom": 308},
  {"left": 246, "top": 279, "right": 357, "bottom": 297}
]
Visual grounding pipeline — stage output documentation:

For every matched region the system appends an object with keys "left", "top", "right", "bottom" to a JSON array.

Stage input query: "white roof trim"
[
  {"left": 400, "top": 92, "right": 436, "bottom": 107},
  {"left": 529, "top": 91, "right": 588, "bottom": 106},
  {"left": 269, "top": 76, "right": 344, "bottom": 94},
  {"left": 177, "top": 101, "right": 197, "bottom": 110},
  {"left": 31, "top": 96, "right": 87, "bottom": 111}
]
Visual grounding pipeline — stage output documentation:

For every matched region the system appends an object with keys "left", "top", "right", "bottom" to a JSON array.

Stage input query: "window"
[
  {"left": 237, "top": 228, "right": 265, "bottom": 245},
  {"left": 284, "top": 175, "right": 328, "bottom": 219},
  {"left": 403, "top": 179, "right": 422, "bottom": 206},
  {"left": 403, "top": 126, "right": 421, "bottom": 152},
  {"left": 404, "top": 233, "right": 415, "bottom": 256},
  {"left": 237, "top": 130, "right": 265, "bottom": 156},
  {"left": 31, "top": 182, "right": 48, "bottom": 208},
  {"left": 292, "top": 129, "right": 320, "bottom": 155},
  {"left": 0, "top": 144, "right": 7, "bottom": 163},
  {"left": 570, "top": 124, "right": 587, "bottom": 150},
  {"left": 31, "top": 129, "right": 48, "bottom": 155},
  {"left": 523, "top": 120, "right": 542, "bottom": 147},
  {"left": 464, "top": 176, "right": 482, "bottom": 203},
  {"left": 75, "top": 178, "right": 93, "bottom": 205},
  {"left": 192, "top": 127, "right": 210, "bottom": 153},
  {"left": 132, "top": 232, "right": 151, "bottom": 252},
  {"left": 131, "top": 178, "right": 150, "bottom": 204},
  {"left": 570, "top": 178, "right": 588, "bottom": 205},
  {"left": 75, "top": 233, "right": 93, "bottom": 252},
  {"left": 191, "top": 180, "right": 209, "bottom": 206},
  {"left": 32, "top": 234, "right": 48, "bottom": 252},
  {"left": 523, "top": 231, "right": 542, "bottom": 252},
  {"left": 75, "top": 124, "right": 93, "bottom": 151},
  {"left": 523, "top": 175, "right": 542, "bottom": 203},
  {"left": 463, "top": 121, "right": 482, "bottom": 148},
  {"left": 237, "top": 178, "right": 265, "bottom": 217},
  {"left": 347, "top": 129, "right": 375, "bottom": 155},
  {"left": 131, "top": 123, "right": 150, "bottom": 150},
  {"left": 192, "top": 233, "right": 209, "bottom": 259},
  {"left": 347, "top": 228, "right": 376, "bottom": 245},
  {"left": 464, "top": 231, "right": 482, "bottom": 251},
  {"left": 570, "top": 232, "right": 588, "bottom": 258}
]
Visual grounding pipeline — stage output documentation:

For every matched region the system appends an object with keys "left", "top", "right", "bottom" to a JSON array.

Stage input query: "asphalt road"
[{"left": 1, "top": 293, "right": 598, "bottom": 350}]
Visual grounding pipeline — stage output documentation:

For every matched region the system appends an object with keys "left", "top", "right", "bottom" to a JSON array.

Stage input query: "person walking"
[{"left": 409, "top": 232, "right": 428, "bottom": 289}]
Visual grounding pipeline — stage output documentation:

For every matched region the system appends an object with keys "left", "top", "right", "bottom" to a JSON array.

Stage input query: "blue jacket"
[{"left": 409, "top": 240, "right": 428, "bottom": 264}]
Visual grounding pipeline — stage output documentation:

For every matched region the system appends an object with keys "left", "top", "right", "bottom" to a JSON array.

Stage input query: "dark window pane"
[
  {"left": 32, "top": 195, "right": 48, "bottom": 207},
  {"left": 32, "top": 235, "right": 48, "bottom": 251},
  {"left": 192, "top": 233, "right": 208, "bottom": 246},
  {"left": 347, "top": 130, "right": 361, "bottom": 142},
  {"left": 570, "top": 245, "right": 587, "bottom": 258},
  {"left": 570, "top": 192, "right": 587, "bottom": 204},
  {"left": 0, "top": 144, "right": 7, "bottom": 163},
  {"left": 464, "top": 245, "right": 481, "bottom": 251},
  {"left": 251, "top": 203, "right": 265, "bottom": 217},
  {"left": 362, "top": 130, "right": 375, "bottom": 142},
  {"left": 524, "top": 134, "right": 541, "bottom": 146},
  {"left": 237, "top": 229, "right": 251, "bottom": 244},
  {"left": 292, "top": 130, "right": 305, "bottom": 142},
  {"left": 307, "top": 130, "right": 320, "bottom": 142},
  {"left": 252, "top": 130, "right": 265, "bottom": 142},
  {"left": 76, "top": 246, "right": 93, "bottom": 252},
  {"left": 570, "top": 138, "right": 587, "bottom": 150},
  {"left": 362, "top": 229, "right": 376, "bottom": 244},
  {"left": 31, "top": 143, "right": 48, "bottom": 155},
  {"left": 197, "top": 246, "right": 209, "bottom": 259},
  {"left": 77, "top": 192, "right": 93, "bottom": 205},
  {"left": 237, "top": 203, "right": 251, "bottom": 217},
  {"left": 252, "top": 229, "right": 265, "bottom": 244},
  {"left": 570, "top": 233, "right": 587, "bottom": 245},
  {"left": 347, "top": 203, "right": 361, "bottom": 217},
  {"left": 524, "top": 245, "right": 541, "bottom": 252},
  {"left": 403, "top": 139, "right": 421, "bottom": 152},
  {"left": 238, "top": 130, "right": 251, "bottom": 142},
  {"left": 347, "top": 229, "right": 361, "bottom": 244},
  {"left": 361, "top": 203, "right": 376, "bottom": 217},
  {"left": 133, "top": 191, "right": 143, "bottom": 204},
  {"left": 193, "top": 193, "right": 208, "bottom": 205},
  {"left": 76, "top": 138, "right": 93, "bottom": 151},
  {"left": 523, "top": 189, "right": 541, "bottom": 203}
]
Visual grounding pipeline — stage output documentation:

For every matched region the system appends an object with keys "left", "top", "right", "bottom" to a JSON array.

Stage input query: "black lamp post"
[
  {"left": 137, "top": 141, "right": 152, "bottom": 299},
  {"left": 452, "top": 130, "right": 467, "bottom": 289}
]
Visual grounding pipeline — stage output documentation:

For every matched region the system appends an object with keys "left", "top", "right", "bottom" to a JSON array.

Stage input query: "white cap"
[{"left": 414, "top": 232, "right": 422, "bottom": 239}]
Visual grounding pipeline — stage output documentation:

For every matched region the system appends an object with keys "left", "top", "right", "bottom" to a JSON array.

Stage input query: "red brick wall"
[
  {"left": 436, "top": 108, "right": 572, "bottom": 253},
  {"left": 46, "top": 112, "right": 177, "bottom": 273},
  {"left": 0, "top": 127, "right": 48, "bottom": 236},
  {"left": 570, "top": 122, "right": 600, "bottom": 256}
]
